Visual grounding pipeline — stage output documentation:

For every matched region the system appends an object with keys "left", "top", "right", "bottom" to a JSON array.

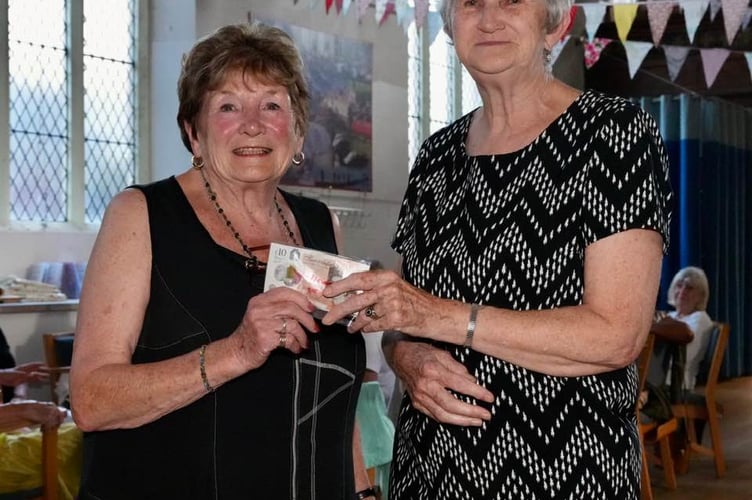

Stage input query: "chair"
[
  {"left": 671, "top": 322, "right": 730, "bottom": 478},
  {"left": 636, "top": 333, "right": 680, "bottom": 499},
  {"left": 0, "top": 420, "right": 60, "bottom": 500},
  {"left": 42, "top": 332, "right": 74, "bottom": 406}
]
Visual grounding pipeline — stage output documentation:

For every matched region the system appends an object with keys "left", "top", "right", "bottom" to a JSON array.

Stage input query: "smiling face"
[
  {"left": 186, "top": 70, "right": 303, "bottom": 184},
  {"left": 450, "top": 0, "right": 564, "bottom": 79},
  {"left": 673, "top": 278, "right": 703, "bottom": 316}
]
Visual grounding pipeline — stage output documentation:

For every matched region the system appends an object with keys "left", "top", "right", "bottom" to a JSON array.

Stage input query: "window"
[
  {"left": 2, "top": 0, "right": 143, "bottom": 226},
  {"left": 407, "top": 7, "right": 481, "bottom": 168}
]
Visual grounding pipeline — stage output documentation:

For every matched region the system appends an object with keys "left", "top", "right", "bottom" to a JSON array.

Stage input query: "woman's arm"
[
  {"left": 0, "top": 402, "right": 67, "bottom": 431},
  {"left": 71, "top": 188, "right": 318, "bottom": 431},
  {"left": 651, "top": 317, "right": 694, "bottom": 344},
  {"left": 323, "top": 228, "right": 663, "bottom": 378}
]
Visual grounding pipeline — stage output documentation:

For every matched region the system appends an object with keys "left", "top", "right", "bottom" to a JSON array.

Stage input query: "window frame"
[{"left": 0, "top": 0, "right": 149, "bottom": 230}]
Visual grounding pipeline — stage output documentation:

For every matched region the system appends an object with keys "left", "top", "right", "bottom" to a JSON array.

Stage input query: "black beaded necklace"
[{"left": 197, "top": 164, "right": 299, "bottom": 273}]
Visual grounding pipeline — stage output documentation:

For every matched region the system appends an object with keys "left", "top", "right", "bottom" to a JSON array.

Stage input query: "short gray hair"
[
  {"left": 667, "top": 266, "right": 710, "bottom": 311},
  {"left": 439, "top": 0, "right": 573, "bottom": 39}
]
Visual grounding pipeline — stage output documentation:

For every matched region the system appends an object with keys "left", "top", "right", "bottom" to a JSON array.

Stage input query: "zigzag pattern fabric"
[{"left": 390, "top": 90, "right": 673, "bottom": 500}]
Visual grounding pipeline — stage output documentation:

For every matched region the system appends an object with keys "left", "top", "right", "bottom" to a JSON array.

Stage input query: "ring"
[
  {"left": 365, "top": 305, "right": 381, "bottom": 320},
  {"left": 277, "top": 318, "right": 288, "bottom": 334},
  {"left": 278, "top": 333, "right": 288, "bottom": 348}
]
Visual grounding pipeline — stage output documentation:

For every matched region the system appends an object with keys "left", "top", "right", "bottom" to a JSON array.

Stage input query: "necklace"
[{"left": 197, "top": 167, "right": 300, "bottom": 273}]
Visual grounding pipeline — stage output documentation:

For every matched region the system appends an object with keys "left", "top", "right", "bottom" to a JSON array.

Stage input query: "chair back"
[
  {"left": 701, "top": 322, "right": 730, "bottom": 404},
  {"left": 42, "top": 331, "right": 74, "bottom": 405}
]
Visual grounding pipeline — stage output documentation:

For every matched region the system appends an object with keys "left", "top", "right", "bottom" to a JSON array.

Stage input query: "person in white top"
[{"left": 650, "top": 266, "right": 714, "bottom": 392}]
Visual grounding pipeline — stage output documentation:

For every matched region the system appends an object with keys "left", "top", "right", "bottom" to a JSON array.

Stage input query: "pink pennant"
[
  {"left": 357, "top": 0, "right": 370, "bottom": 20},
  {"left": 721, "top": 0, "right": 748, "bottom": 45},
  {"left": 700, "top": 48, "right": 731, "bottom": 88},
  {"left": 414, "top": 0, "right": 429, "bottom": 29},
  {"left": 647, "top": 1, "right": 675, "bottom": 46},
  {"left": 379, "top": 2, "right": 396, "bottom": 26},
  {"left": 584, "top": 38, "right": 612, "bottom": 69}
]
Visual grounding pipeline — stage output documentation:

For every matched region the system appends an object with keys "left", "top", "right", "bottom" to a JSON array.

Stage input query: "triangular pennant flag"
[
  {"left": 624, "top": 40, "right": 653, "bottom": 78},
  {"left": 709, "top": 0, "right": 722, "bottom": 20},
  {"left": 581, "top": 4, "right": 607, "bottom": 42},
  {"left": 745, "top": 52, "right": 752, "bottom": 83},
  {"left": 309, "top": 0, "right": 322, "bottom": 9},
  {"left": 414, "top": 0, "right": 429, "bottom": 29},
  {"left": 379, "top": 1, "right": 396, "bottom": 26},
  {"left": 326, "top": 0, "right": 335, "bottom": 14},
  {"left": 683, "top": 0, "right": 709, "bottom": 43},
  {"left": 342, "top": 0, "right": 352, "bottom": 16},
  {"left": 399, "top": 5, "right": 415, "bottom": 32},
  {"left": 394, "top": 0, "right": 408, "bottom": 24},
  {"left": 426, "top": 11, "right": 443, "bottom": 45},
  {"left": 613, "top": 4, "right": 639, "bottom": 42},
  {"left": 721, "top": 0, "right": 748, "bottom": 45},
  {"left": 550, "top": 35, "right": 571, "bottom": 66},
  {"left": 357, "top": 0, "right": 370, "bottom": 20},
  {"left": 700, "top": 48, "right": 730, "bottom": 88},
  {"left": 743, "top": 8, "right": 752, "bottom": 30},
  {"left": 663, "top": 45, "right": 691, "bottom": 81},
  {"left": 335, "top": 0, "right": 343, "bottom": 14},
  {"left": 647, "top": 1, "right": 675, "bottom": 46},
  {"left": 374, "top": 0, "right": 388, "bottom": 23},
  {"left": 584, "top": 38, "right": 613, "bottom": 69}
]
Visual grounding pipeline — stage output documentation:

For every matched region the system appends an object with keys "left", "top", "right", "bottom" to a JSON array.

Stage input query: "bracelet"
[
  {"left": 199, "top": 344, "right": 215, "bottom": 393},
  {"left": 464, "top": 303, "right": 480, "bottom": 348},
  {"left": 355, "top": 486, "right": 377, "bottom": 500}
]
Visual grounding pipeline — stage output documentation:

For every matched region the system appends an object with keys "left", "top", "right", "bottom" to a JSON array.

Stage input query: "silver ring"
[
  {"left": 365, "top": 305, "right": 381, "bottom": 320},
  {"left": 278, "top": 333, "right": 288, "bottom": 348},
  {"left": 281, "top": 318, "right": 288, "bottom": 334}
]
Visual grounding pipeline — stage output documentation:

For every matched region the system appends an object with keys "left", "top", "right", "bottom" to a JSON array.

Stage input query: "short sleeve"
[{"left": 583, "top": 105, "right": 673, "bottom": 253}]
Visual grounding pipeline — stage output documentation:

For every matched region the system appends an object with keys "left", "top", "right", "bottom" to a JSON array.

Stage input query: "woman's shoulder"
[{"left": 575, "top": 90, "right": 655, "bottom": 129}]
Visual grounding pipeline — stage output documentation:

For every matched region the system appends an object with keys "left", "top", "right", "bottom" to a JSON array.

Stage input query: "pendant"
[{"left": 244, "top": 256, "right": 266, "bottom": 273}]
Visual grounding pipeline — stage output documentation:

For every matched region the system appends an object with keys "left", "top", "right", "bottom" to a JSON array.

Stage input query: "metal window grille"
[
  {"left": 407, "top": 11, "right": 481, "bottom": 170},
  {"left": 6, "top": 0, "right": 137, "bottom": 224}
]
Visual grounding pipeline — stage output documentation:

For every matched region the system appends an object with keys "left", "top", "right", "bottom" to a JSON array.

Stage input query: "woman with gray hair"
[{"left": 321, "top": 0, "right": 673, "bottom": 498}]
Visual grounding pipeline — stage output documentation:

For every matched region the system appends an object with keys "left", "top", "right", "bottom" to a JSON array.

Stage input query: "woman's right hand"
[
  {"left": 391, "top": 341, "right": 494, "bottom": 427},
  {"left": 230, "top": 286, "right": 320, "bottom": 371}
]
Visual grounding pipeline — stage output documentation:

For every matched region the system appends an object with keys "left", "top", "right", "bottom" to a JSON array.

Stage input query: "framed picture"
[{"left": 260, "top": 17, "right": 374, "bottom": 192}]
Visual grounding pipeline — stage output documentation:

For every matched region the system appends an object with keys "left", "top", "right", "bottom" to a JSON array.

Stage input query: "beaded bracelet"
[
  {"left": 199, "top": 344, "right": 215, "bottom": 393},
  {"left": 464, "top": 303, "right": 480, "bottom": 348}
]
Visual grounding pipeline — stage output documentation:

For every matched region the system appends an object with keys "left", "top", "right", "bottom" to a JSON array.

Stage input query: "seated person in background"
[
  {"left": 0, "top": 326, "right": 35, "bottom": 403},
  {"left": 0, "top": 366, "right": 83, "bottom": 500}
]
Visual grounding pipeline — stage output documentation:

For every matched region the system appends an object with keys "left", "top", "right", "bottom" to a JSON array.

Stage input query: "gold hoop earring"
[
  {"left": 291, "top": 152, "right": 305, "bottom": 166},
  {"left": 192, "top": 156, "right": 205, "bottom": 170}
]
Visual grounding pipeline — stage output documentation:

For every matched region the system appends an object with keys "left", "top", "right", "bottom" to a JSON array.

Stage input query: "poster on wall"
[{"left": 259, "top": 16, "right": 373, "bottom": 192}]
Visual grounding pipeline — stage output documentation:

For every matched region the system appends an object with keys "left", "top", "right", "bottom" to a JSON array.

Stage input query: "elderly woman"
[
  {"left": 70, "top": 23, "right": 374, "bottom": 499},
  {"left": 321, "top": 0, "right": 672, "bottom": 498}
]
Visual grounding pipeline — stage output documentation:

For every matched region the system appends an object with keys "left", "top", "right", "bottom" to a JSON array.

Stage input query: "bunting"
[
  {"left": 581, "top": 3, "right": 607, "bottom": 41},
  {"left": 721, "top": 0, "right": 749, "bottom": 45},
  {"left": 700, "top": 48, "right": 731, "bottom": 87},
  {"left": 709, "top": 0, "right": 722, "bottom": 20},
  {"left": 585, "top": 38, "right": 613, "bottom": 68},
  {"left": 613, "top": 3, "right": 640, "bottom": 42},
  {"left": 744, "top": 7, "right": 752, "bottom": 30},
  {"left": 663, "top": 45, "right": 691, "bottom": 81},
  {"left": 682, "top": 0, "right": 709, "bottom": 43},
  {"left": 624, "top": 40, "right": 654, "bottom": 78},
  {"left": 745, "top": 52, "right": 752, "bottom": 78},
  {"left": 646, "top": 1, "right": 675, "bottom": 46},
  {"left": 551, "top": 35, "right": 572, "bottom": 66}
]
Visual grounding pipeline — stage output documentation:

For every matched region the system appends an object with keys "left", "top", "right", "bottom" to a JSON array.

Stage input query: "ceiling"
[{"left": 584, "top": 3, "right": 752, "bottom": 109}]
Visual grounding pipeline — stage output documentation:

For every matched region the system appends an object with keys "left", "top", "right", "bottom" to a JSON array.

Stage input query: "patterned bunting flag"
[
  {"left": 646, "top": 1, "right": 675, "bottom": 46},
  {"left": 581, "top": 4, "right": 608, "bottom": 42},
  {"left": 624, "top": 40, "right": 653, "bottom": 78},
  {"left": 613, "top": 4, "right": 640, "bottom": 42},
  {"left": 721, "top": 0, "right": 749, "bottom": 45},
  {"left": 700, "top": 48, "right": 730, "bottom": 88},
  {"left": 414, "top": 0, "right": 429, "bottom": 29},
  {"left": 585, "top": 38, "right": 612, "bottom": 69},
  {"left": 683, "top": 0, "right": 709, "bottom": 43},
  {"left": 663, "top": 45, "right": 691, "bottom": 81}
]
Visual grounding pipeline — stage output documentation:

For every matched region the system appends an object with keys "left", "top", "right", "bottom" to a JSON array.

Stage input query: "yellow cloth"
[{"left": 0, "top": 422, "right": 82, "bottom": 500}]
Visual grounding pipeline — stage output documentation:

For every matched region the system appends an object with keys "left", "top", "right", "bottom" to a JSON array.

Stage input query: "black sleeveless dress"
[{"left": 79, "top": 177, "right": 365, "bottom": 500}]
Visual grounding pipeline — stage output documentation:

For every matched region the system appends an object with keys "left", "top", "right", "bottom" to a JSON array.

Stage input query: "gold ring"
[
  {"left": 281, "top": 318, "right": 288, "bottom": 334},
  {"left": 278, "top": 333, "right": 288, "bottom": 348}
]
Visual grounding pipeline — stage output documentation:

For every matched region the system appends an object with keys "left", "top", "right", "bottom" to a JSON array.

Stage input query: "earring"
[
  {"left": 543, "top": 47, "right": 552, "bottom": 66},
  {"left": 191, "top": 155, "right": 205, "bottom": 170},
  {"left": 291, "top": 152, "right": 305, "bottom": 166}
]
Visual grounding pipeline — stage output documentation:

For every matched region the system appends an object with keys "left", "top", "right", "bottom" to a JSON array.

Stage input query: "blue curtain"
[{"left": 638, "top": 95, "right": 751, "bottom": 379}]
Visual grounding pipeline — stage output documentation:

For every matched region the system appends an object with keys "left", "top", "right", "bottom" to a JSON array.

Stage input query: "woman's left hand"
[
  {"left": 320, "top": 269, "right": 443, "bottom": 336},
  {"left": 0, "top": 362, "right": 49, "bottom": 386}
]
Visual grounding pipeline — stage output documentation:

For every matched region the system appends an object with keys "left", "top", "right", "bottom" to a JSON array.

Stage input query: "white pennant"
[
  {"left": 745, "top": 53, "right": 752, "bottom": 83},
  {"left": 682, "top": 0, "right": 709, "bottom": 43},
  {"left": 581, "top": 4, "right": 607, "bottom": 42},
  {"left": 374, "top": 0, "right": 388, "bottom": 22},
  {"left": 663, "top": 45, "right": 691, "bottom": 81},
  {"left": 709, "top": 0, "right": 722, "bottom": 20},
  {"left": 341, "top": 0, "right": 352, "bottom": 16},
  {"left": 624, "top": 40, "right": 653, "bottom": 79},
  {"left": 394, "top": 0, "right": 408, "bottom": 24},
  {"left": 550, "top": 36, "right": 571, "bottom": 66}
]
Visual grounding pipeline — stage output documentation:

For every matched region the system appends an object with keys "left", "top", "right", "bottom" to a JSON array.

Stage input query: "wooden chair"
[
  {"left": 42, "top": 332, "right": 74, "bottom": 406},
  {"left": 636, "top": 332, "right": 680, "bottom": 498},
  {"left": 0, "top": 420, "right": 60, "bottom": 500},
  {"left": 671, "top": 322, "right": 730, "bottom": 478}
]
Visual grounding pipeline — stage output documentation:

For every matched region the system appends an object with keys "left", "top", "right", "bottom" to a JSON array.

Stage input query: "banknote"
[{"left": 264, "top": 243, "right": 372, "bottom": 326}]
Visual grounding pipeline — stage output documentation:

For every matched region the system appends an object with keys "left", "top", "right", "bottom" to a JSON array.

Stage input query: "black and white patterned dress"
[{"left": 390, "top": 90, "right": 672, "bottom": 500}]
